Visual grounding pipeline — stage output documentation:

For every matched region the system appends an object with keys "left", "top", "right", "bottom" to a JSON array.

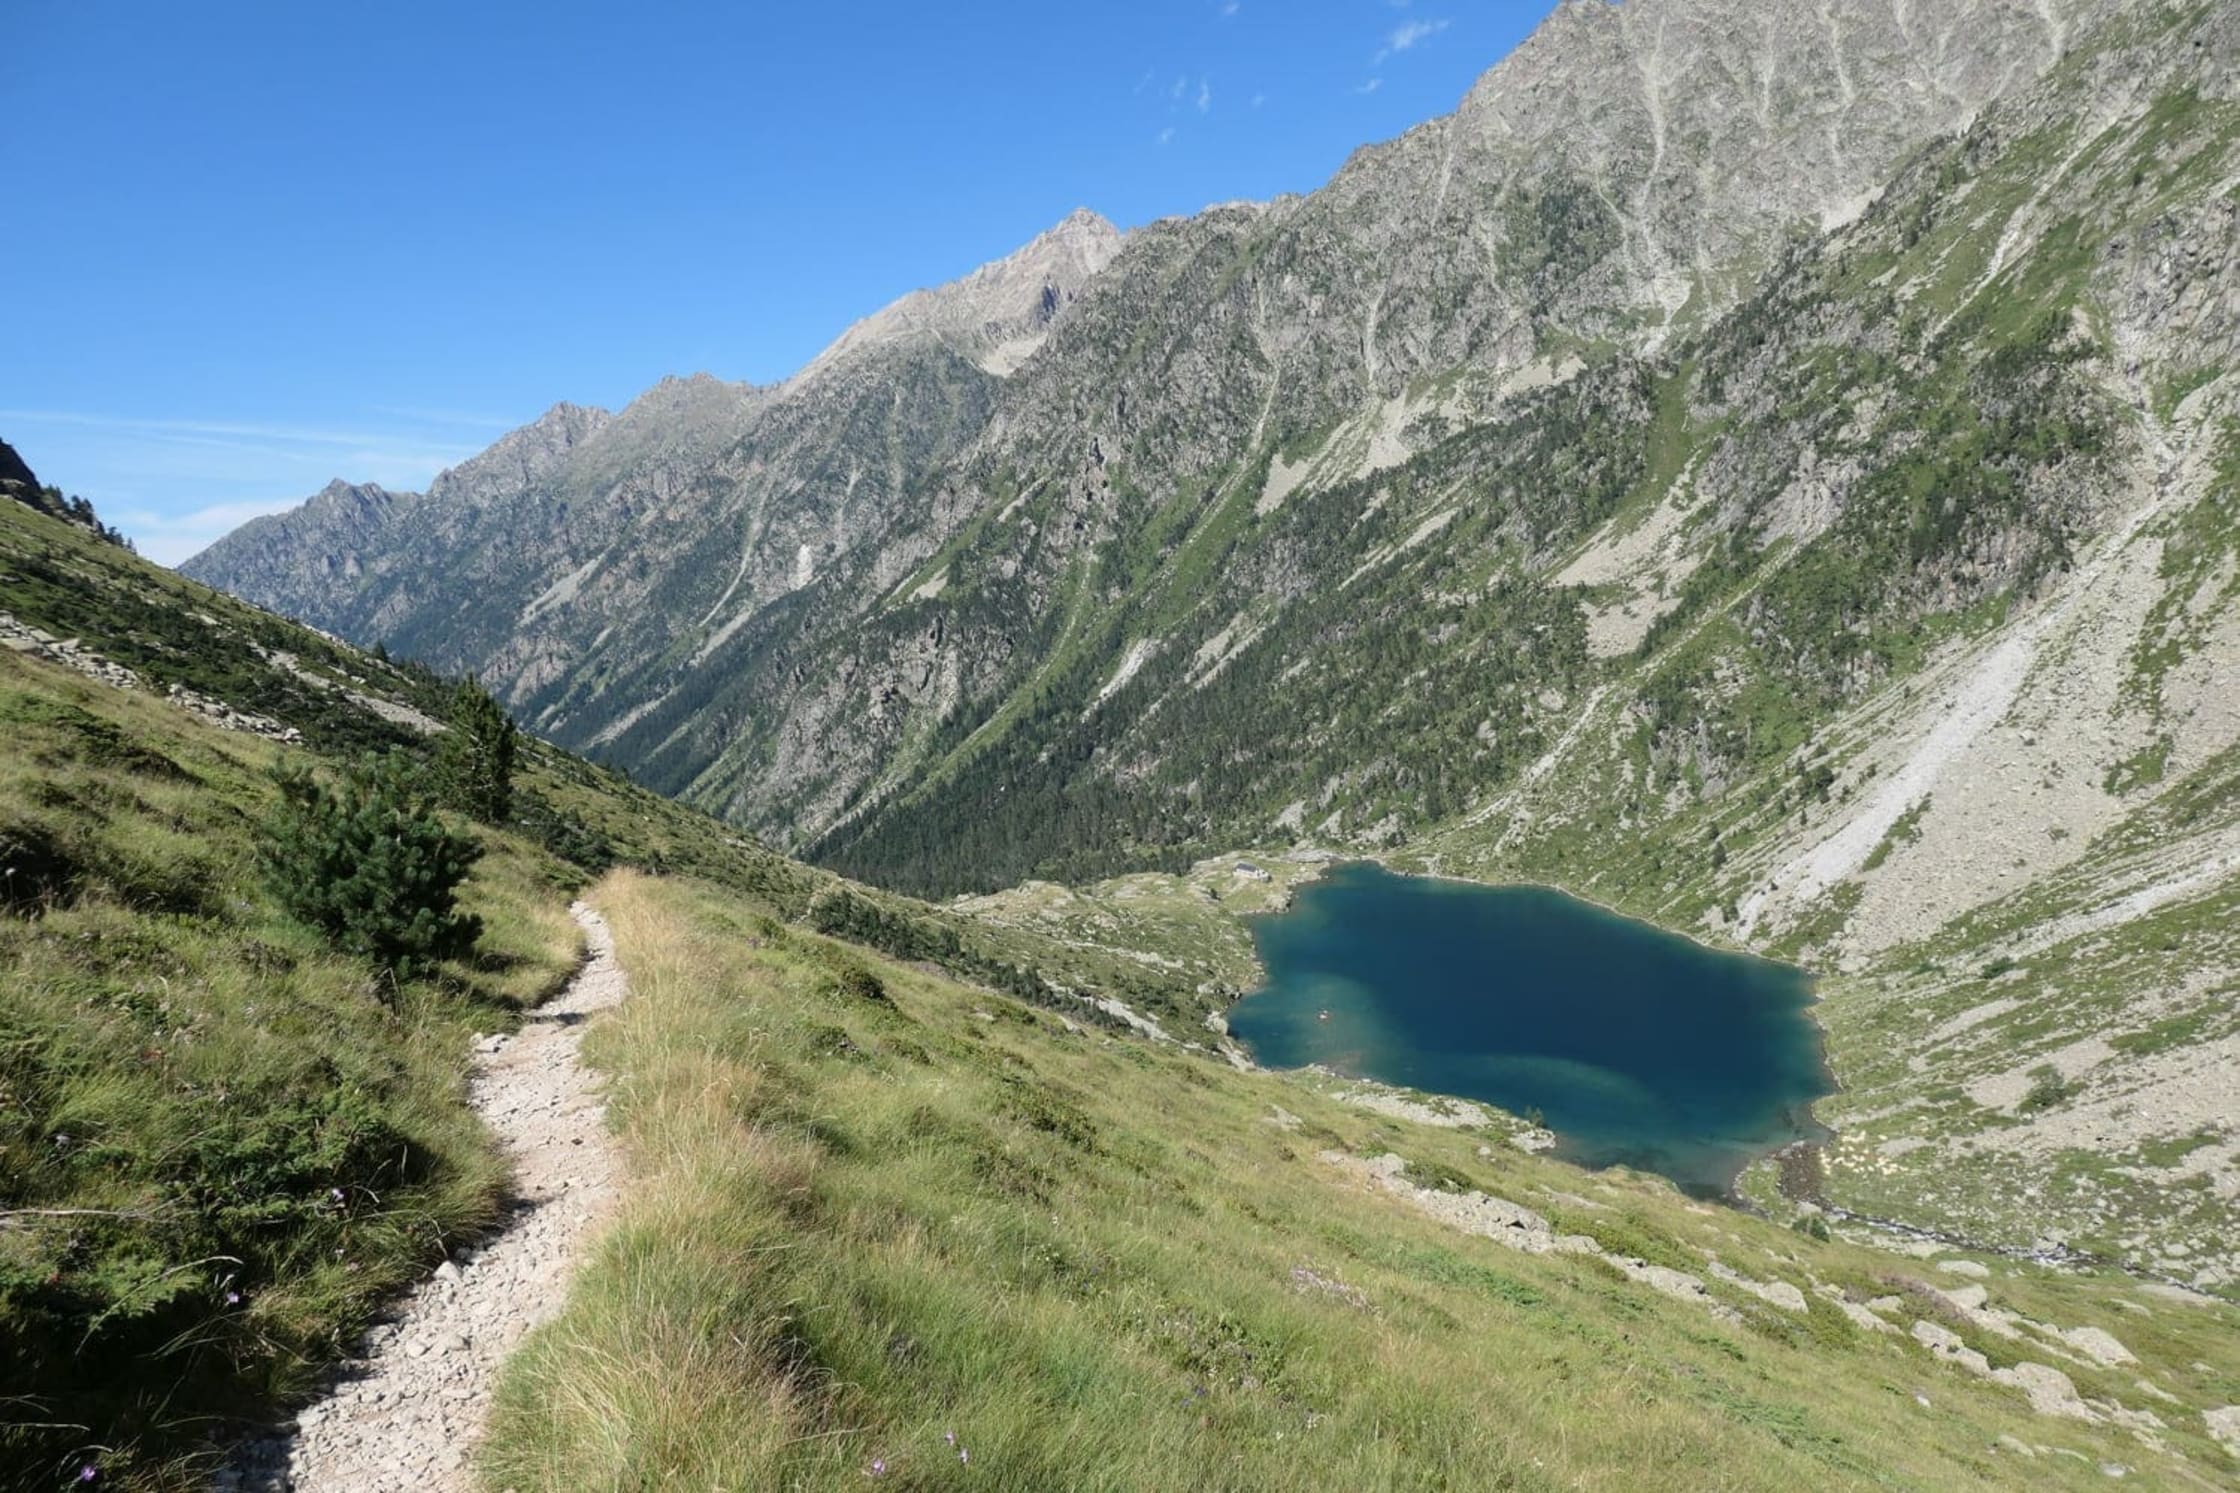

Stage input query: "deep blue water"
[{"left": 1226, "top": 864, "right": 1832, "bottom": 1196}]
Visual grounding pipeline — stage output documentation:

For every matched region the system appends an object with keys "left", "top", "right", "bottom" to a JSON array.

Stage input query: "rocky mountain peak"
[
  {"left": 1418, "top": 0, "right": 2086, "bottom": 340},
  {"left": 797, "top": 207, "right": 1124, "bottom": 381},
  {"left": 305, "top": 478, "right": 401, "bottom": 513},
  {"left": 645, "top": 372, "right": 747, "bottom": 397},
  {"left": 424, "top": 401, "right": 613, "bottom": 507},
  {"left": 1036, "top": 206, "right": 1125, "bottom": 260},
  {"left": 618, "top": 372, "right": 762, "bottom": 423}
]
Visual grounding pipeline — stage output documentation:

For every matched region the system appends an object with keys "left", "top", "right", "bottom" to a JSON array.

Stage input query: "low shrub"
[{"left": 260, "top": 753, "right": 483, "bottom": 978}]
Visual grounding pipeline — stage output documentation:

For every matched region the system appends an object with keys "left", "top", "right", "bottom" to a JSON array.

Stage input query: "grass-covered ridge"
[
  {"left": 0, "top": 490, "right": 1220, "bottom": 1487},
  {"left": 483, "top": 872, "right": 2240, "bottom": 1490},
  {"left": 0, "top": 649, "right": 585, "bottom": 1488}
]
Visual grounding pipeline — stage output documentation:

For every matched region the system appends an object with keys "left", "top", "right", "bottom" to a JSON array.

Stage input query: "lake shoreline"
[
  {"left": 1224, "top": 857, "right": 1838, "bottom": 1201},
  {"left": 1240, "top": 845, "right": 1844, "bottom": 1101}
]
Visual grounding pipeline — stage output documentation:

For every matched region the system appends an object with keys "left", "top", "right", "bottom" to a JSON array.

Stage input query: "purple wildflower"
[
  {"left": 869, "top": 1459, "right": 886, "bottom": 1477},
  {"left": 226, "top": 1290, "right": 242, "bottom": 1306},
  {"left": 959, "top": 1447, "right": 970, "bottom": 1465},
  {"left": 944, "top": 1431, "right": 956, "bottom": 1446},
  {"left": 78, "top": 1467, "right": 98, "bottom": 1484}
]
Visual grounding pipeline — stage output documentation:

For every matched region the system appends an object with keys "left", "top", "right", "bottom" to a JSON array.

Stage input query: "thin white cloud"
[
  {"left": 1220, "top": 0, "right": 1239, "bottom": 14},
  {"left": 3, "top": 407, "right": 485, "bottom": 565},
  {"left": 367, "top": 404, "right": 518, "bottom": 430},
  {"left": 1157, "top": 125, "right": 1178, "bottom": 146},
  {"left": 1251, "top": 92, "right": 1267, "bottom": 109},
  {"left": 121, "top": 498, "right": 303, "bottom": 532},
  {"left": 1391, "top": 17, "right": 1448, "bottom": 48},
  {"left": 0, "top": 408, "right": 481, "bottom": 457},
  {"left": 112, "top": 498, "right": 308, "bottom": 567},
  {"left": 1352, "top": 77, "right": 1384, "bottom": 94},
  {"left": 1374, "top": 17, "right": 1449, "bottom": 63},
  {"left": 1196, "top": 77, "right": 1213, "bottom": 113}
]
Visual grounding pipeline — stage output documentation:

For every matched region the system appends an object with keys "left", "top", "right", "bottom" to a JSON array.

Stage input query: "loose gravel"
[{"left": 221, "top": 901, "right": 628, "bottom": 1491}]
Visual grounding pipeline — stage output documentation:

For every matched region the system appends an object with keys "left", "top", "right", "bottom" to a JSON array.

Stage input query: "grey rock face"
[
  {"left": 0, "top": 438, "right": 43, "bottom": 506},
  {"left": 182, "top": 0, "right": 2192, "bottom": 896},
  {"left": 426, "top": 401, "right": 612, "bottom": 508},
  {"left": 194, "top": 479, "right": 418, "bottom": 619},
  {"left": 799, "top": 207, "right": 1123, "bottom": 380}
]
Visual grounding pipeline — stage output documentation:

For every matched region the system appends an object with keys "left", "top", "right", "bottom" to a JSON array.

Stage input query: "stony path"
[{"left": 222, "top": 902, "right": 628, "bottom": 1492}]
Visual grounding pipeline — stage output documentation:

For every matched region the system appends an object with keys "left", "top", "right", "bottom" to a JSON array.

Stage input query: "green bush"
[
  {"left": 1401, "top": 1156, "right": 1481, "bottom": 1194},
  {"left": 815, "top": 950, "right": 891, "bottom": 1006},
  {"left": 2018, "top": 1064, "right": 2076, "bottom": 1113},
  {"left": 435, "top": 677, "right": 518, "bottom": 824},
  {"left": 259, "top": 752, "right": 484, "bottom": 977}
]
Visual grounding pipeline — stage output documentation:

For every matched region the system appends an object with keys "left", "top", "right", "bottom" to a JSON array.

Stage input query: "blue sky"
[{"left": 2, "top": 1, "right": 1554, "bottom": 563}]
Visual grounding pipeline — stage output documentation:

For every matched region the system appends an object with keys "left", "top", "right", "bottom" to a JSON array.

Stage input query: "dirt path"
[{"left": 222, "top": 902, "right": 628, "bottom": 1492}]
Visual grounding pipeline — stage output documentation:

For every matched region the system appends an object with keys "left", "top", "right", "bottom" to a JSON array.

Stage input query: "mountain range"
[
  {"left": 189, "top": 0, "right": 2105, "bottom": 872},
  {"left": 183, "top": 0, "right": 2240, "bottom": 1292}
]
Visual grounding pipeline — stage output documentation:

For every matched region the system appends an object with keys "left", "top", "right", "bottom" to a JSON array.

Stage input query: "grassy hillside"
[
  {"left": 483, "top": 871, "right": 2240, "bottom": 1490},
  {"left": 0, "top": 645, "right": 585, "bottom": 1487},
  {"left": 0, "top": 493, "right": 1213, "bottom": 1489},
  {"left": 0, "top": 488, "right": 1214, "bottom": 1041}
]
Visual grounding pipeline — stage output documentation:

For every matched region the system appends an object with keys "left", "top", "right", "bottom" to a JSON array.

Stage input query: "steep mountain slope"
[
  {"left": 955, "top": 0, "right": 2240, "bottom": 1296},
  {"left": 186, "top": 0, "right": 2088, "bottom": 853},
  {"left": 0, "top": 474, "right": 1246, "bottom": 1487},
  {"left": 1427, "top": 0, "right": 2240, "bottom": 1293},
  {"left": 185, "top": 210, "right": 1123, "bottom": 770},
  {"left": 796, "top": 0, "right": 2226, "bottom": 888}
]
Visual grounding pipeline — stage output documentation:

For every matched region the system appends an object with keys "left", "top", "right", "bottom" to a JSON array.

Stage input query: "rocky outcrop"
[
  {"left": 0, "top": 611, "right": 303, "bottom": 741},
  {"left": 2, "top": 438, "right": 122, "bottom": 541},
  {"left": 0, "top": 439, "right": 43, "bottom": 509}
]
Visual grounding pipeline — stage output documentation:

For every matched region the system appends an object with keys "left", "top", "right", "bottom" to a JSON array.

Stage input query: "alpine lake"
[{"left": 1225, "top": 863, "right": 1833, "bottom": 1198}]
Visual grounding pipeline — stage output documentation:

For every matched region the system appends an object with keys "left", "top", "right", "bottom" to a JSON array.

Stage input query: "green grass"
[
  {"left": 480, "top": 873, "right": 2237, "bottom": 1491},
  {"left": 0, "top": 490, "right": 1261, "bottom": 1486},
  {"left": 0, "top": 652, "right": 585, "bottom": 1489},
  {"left": 1860, "top": 797, "right": 1932, "bottom": 874}
]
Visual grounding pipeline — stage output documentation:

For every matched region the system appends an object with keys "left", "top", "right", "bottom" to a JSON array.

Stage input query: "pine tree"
[
  {"left": 435, "top": 677, "right": 518, "bottom": 825},
  {"left": 259, "top": 752, "right": 484, "bottom": 978}
]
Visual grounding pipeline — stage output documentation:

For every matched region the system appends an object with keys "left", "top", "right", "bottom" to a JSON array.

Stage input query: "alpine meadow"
[{"left": 7, "top": 0, "right": 2240, "bottom": 1488}]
